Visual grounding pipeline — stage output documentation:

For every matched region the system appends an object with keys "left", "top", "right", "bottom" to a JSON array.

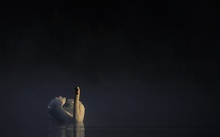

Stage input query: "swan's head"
[{"left": 75, "top": 86, "right": 80, "bottom": 96}]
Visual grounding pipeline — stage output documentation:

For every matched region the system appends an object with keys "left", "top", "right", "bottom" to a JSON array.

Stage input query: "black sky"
[{"left": 0, "top": 1, "right": 220, "bottom": 126}]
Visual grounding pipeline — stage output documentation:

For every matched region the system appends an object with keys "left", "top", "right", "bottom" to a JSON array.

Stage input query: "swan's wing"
[
  {"left": 48, "top": 98, "right": 73, "bottom": 122},
  {"left": 63, "top": 99, "right": 74, "bottom": 115},
  {"left": 48, "top": 97, "right": 62, "bottom": 109},
  {"left": 63, "top": 106, "right": 73, "bottom": 115}
]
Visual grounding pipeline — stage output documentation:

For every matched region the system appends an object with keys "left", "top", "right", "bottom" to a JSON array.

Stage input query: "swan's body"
[{"left": 48, "top": 87, "right": 85, "bottom": 123}]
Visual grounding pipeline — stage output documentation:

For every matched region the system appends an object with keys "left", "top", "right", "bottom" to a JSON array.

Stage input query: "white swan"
[{"left": 47, "top": 86, "right": 85, "bottom": 123}]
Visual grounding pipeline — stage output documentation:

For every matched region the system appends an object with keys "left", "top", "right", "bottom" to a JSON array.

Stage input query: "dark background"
[{"left": 0, "top": 1, "right": 220, "bottom": 127}]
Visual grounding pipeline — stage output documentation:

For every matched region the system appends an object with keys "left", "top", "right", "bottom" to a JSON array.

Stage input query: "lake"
[{"left": 1, "top": 116, "right": 219, "bottom": 137}]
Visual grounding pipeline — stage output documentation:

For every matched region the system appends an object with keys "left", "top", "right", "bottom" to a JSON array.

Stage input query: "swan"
[{"left": 47, "top": 86, "right": 85, "bottom": 123}]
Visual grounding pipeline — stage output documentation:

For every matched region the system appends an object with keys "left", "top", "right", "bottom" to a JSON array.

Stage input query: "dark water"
[
  {"left": 1, "top": 84, "right": 220, "bottom": 137},
  {"left": 1, "top": 116, "right": 220, "bottom": 137}
]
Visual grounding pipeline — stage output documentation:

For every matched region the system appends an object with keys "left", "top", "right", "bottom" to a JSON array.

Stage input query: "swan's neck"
[{"left": 74, "top": 89, "right": 80, "bottom": 122}]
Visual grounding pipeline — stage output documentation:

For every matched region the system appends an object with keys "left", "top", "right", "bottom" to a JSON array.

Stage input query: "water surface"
[{"left": 1, "top": 116, "right": 219, "bottom": 137}]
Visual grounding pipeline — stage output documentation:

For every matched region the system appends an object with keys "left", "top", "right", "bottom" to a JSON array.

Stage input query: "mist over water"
[
  {"left": 1, "top": 66, "right": 220, "bottom": 127},
  {"left": 1, "top": 42, "right": 220, "bottom": 136}
]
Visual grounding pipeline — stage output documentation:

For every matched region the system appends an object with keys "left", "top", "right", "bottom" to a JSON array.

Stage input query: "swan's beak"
[{"left": 75, "top": 86, "right": 80, "bottom": 95}]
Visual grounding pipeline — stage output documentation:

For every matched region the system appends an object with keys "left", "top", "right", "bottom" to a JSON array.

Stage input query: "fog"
[{"left": 0, "top": 2, "right": 220, "bottom": 129}]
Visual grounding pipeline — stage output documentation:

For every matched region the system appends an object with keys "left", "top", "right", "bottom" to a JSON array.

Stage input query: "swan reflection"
[{"left": 48, "top": 123, "right": 85, "bottom": 137}]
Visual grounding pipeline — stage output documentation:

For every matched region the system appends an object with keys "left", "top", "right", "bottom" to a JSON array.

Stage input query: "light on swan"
[{"left": 47, "top": 86, "right": 85, "bottom": 123}]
